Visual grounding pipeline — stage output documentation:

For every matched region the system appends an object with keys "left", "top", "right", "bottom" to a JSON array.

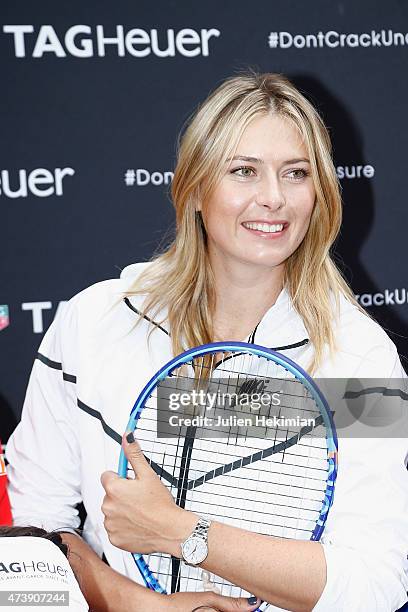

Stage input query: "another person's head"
[
  {"left": 128, "top": 72, "right": 364, "bottom": 373},
  {"left": 0, "top": 525, "right": 68, "bottom": 556},
  {"left": 0, "top": 526, "right": 88, "bottom": 610}
]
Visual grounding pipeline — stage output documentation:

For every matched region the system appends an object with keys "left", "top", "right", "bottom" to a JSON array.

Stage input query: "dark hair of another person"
[{"left": 0, "top": 525, "right": 69, "bottom": 558}]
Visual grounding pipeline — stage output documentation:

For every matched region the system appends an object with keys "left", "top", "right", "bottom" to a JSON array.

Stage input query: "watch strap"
[{"left": 193, "top": 516, "right": 211, "bottom": 541}]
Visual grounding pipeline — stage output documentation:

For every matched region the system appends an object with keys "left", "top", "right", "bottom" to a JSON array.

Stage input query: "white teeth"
[{"left": 243, "top": 222, "right": 284, "bottom": 233}]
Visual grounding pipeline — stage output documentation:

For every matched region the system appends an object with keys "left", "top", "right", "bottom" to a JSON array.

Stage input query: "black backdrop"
[{"left": 2, "top": 1, "right": 408, "bottom": 443}]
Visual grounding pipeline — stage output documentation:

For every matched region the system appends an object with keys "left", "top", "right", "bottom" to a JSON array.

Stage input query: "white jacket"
[{"left": 6, "top": 262, "right": 408, "bottom": 611}]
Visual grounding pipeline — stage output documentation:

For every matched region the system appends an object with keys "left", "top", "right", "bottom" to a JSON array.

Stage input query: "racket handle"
[{"left": 118, "top": 448, "right": 128, "bottom": 478}]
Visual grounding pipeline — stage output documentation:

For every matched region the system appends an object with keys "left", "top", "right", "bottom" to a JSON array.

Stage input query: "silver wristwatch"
[{"left": 181, "top": 516, "right": 212, "bottom": 566}]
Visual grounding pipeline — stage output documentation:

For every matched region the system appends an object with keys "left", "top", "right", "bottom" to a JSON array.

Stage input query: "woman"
[{"left": 7, "top": 73, "right": 408, "bottom": 611}]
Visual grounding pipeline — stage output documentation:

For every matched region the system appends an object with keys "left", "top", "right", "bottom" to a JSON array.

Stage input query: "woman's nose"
[{"left": 255, "top": 174, "right": 285, "bottom": 210}]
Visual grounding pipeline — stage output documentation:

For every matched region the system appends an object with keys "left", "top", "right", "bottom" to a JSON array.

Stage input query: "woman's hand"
[
  {"left": 101, "top": 432, "right": 196, "bottom": 556},
  {"left": 153, "top": 591, "right": 260, "bottom": 612},
  {"left": 101, "top": 438, "right": 262, "bottom": 611}
]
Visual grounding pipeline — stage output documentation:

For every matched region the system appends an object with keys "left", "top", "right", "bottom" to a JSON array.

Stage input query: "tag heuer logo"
[{"left": 0, "top": 305, "right": 9, "bottom": 331}]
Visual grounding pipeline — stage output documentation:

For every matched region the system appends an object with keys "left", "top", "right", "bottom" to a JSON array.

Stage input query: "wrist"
[
  {"left": 116, "top": 572, "right": 168, "bottom": 612},
  {"left": 161, "top": 508, "right": 198, "bottom": 557}
]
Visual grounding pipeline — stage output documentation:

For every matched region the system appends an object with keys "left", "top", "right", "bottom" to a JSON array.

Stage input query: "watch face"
[{"left": 182, "top": 537, "right": 208, "bottom": 565}]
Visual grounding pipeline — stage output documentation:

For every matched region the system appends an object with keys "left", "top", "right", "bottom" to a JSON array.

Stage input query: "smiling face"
[{"left": 200, "top": 113, "right": 316, "bottom": 277}]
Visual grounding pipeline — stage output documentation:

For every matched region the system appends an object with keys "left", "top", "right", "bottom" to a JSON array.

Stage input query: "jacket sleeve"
[
  {"left": 314, "top": 344, "right": 408, "bottom": 611},
  {"left": 6, "top": 296, "right": 83, "bottom": 532}
]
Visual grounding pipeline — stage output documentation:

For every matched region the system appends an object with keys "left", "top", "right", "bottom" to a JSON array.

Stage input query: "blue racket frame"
[{"left": 118, "top": 341, "right": 338, "bottom": 600}]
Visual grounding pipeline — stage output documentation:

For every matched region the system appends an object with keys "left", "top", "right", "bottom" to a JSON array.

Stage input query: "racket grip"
[{"left": 118, "top": 448, "right": 128, "bottom": 478}]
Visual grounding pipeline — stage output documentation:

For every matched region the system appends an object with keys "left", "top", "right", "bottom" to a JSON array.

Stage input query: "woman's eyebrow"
[
  {"left": 226, "top": 155, "right": 263, "bottom": 163},
  {"left": 226, "top": 155, "right": 310, "bottom": 164},
  {"left": 283, "top": 157, "right": 310, "bottom": 165}
]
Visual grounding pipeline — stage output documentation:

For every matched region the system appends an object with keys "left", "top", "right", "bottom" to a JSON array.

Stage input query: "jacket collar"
[
  {"left": 121, "top": 264, "right": 309, "bottom": 351},
  {"left": 251, "top": 288, "right": 309, "bottom": 351}
]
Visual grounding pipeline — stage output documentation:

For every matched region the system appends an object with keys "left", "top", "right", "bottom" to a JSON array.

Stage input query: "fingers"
[
  {"left": 122, "top": 431, "right": 152, "bottom": 478},
  {"left": 167, "top": 591, "right": 261, "bottom": 612},
  {"left": 192, "top": 592, "right": 261, "bottom": 612},
  {"left": 211, "top": 593, "right": 261, "bottom": 611}
]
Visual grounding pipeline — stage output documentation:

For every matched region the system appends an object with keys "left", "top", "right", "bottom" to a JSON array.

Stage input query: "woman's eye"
[
  {"left": 287, "top": 168, "right": 310, "bottom": 180},
  {"left": 231, "top": 166, "right": 255, "bottom": 177}
]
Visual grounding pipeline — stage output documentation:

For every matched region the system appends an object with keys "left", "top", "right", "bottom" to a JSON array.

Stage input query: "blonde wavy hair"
[{"left": 125, "top": 71, "right": 366, "bottom": 374}]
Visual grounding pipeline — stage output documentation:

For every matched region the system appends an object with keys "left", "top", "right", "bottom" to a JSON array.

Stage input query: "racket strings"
[
  {"left": 127, "top": 455, "right": 329, "bottom": 482},
  {"left": 157, "top": 369, "right": 320, "bottom": 429},
  {"left": 144, "top": 374, "right": 323, "bottom": 437},
  {"left": 127, "top": 458, "right": 326, "bottom": 510}
]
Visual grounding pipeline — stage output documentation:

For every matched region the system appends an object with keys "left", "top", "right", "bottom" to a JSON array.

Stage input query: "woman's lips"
[{"left": 241, "top": 221, "right": 289, "bottom": 237}]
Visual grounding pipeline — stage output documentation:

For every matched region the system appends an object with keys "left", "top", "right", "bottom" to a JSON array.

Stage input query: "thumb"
[
  {"left": 122, "top": 431, "right": 152, "bottom": 478},
  {"left": 100, "top": 470, "right": 120, "bottom": 491},
  {"left": 196, "top": 591, "right": 261, "bottom": 612}
]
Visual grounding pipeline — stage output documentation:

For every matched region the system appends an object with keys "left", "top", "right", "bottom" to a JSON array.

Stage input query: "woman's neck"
[{"left": 210, "top": 257, "right": 285, "bottom": 342}]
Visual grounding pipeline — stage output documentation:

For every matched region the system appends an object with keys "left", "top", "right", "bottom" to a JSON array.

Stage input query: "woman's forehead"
[{"left": 234, "top": 114, "right": 308, "bottom": 161}]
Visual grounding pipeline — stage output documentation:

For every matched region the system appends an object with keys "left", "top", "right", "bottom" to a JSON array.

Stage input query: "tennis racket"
[{"left": 118, "top": 341, "right": 337, "bottom": 610}]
